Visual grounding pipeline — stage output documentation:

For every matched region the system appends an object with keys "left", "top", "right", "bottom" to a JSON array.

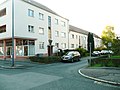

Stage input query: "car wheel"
[
  {"left": 77, "top": 58, "right": 80, "bottom": 61},
  {"left": 71, "top": 58, "right": 74, "bottom": 63}
]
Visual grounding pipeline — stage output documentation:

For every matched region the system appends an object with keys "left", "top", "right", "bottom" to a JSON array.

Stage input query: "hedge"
[
  {"left": 29, "top": 56, "right": 61, "bottom": 64},
  {"left": 88, "top": 56, "right": 120, "bottom": 67}
]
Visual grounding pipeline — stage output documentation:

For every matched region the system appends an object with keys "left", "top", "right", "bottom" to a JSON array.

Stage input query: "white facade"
[
  {"left": 94, "top": 37, "right": 102, "bottom": 48},
  {"left": 0, "top": 0, "right": 69, "bottom": 58},
  {"left": 0, "top": 0, "right": 102, "bottom": 59},
  {"left": 69, "top": 31, "right": 87, "bottom": 50},
  {"left": 69, "top": 25, "right": 102, "bottom": 50}
]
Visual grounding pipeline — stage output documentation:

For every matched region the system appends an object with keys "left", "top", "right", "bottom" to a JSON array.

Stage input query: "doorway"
[{"left": 24, "top": 46, "right": 28, "bottom": 56}]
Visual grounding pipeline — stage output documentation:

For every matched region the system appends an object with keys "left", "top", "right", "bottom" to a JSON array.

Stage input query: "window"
[
  {"left": 55, "top": 18, "right": 58, "bottom": 25},
  {"left": 55, "top": 31, "right": 59, "bottom": 37},
  {"left": 0, "top": 25, "right": 6, "bottom": 33},
  {"left": 28, "top": 25, "right": 34, "bottom": 33},
  {"left": 71, "top": 34, "right": 74, "bottom": 39},
  {"left": 39, "top": 42, "right": 44, "bottom": 49},
  {"left": 39, "top": 27, "right": 44, "bottom": 34},
  {"left": 61, "top": 32, "right": 66, "bottom": 38},
  {"left": 48, "top": 16, "right": 51, "bottom": 27},
  {"left": 76, "top": 35, "right": 78, "bottom": 39},
  {"left": 71, "top": 44, "right": 74, "bottom": 48},
  {"left": 61, "top": 43, "right": 66, "bottom": 49},
  {"left": 0, "top": 8, "right": 6, "bottom": 17},
  {"left": 29, "top": 40, "right": 35, "bottom": 45},
  {"left": 61, "top": 21, "right": 65, "bottom": 26},
  {"left": 39, "top": 13, "right": 44, "bottom": 20},
  {"left": 76, "top": 44, "right": 78, "bottom": 48},
  {"left": 28, "top": 9, "right": 34, "bottom": 17},
  {"left": 55, "top": 43, "right": 59, "bottom": 48}
]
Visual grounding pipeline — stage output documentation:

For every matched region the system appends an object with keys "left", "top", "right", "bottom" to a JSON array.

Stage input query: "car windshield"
[{"left": 66, "top": 52, "right": 74, "bottom": 55}]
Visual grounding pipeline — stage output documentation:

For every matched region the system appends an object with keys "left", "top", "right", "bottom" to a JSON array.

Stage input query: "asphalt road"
[{"left": 0, "top": 57, "right": 119, "bottom": 90}]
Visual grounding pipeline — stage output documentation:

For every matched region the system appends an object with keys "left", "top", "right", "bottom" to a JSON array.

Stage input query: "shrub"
[
  {"left": 29, "top": 56, "right": 61, "bottom": 64},
  {"left": 75, "top": 48, "right": 88, "bottom": 57},
  {"left": 89, "top": 57, "right": 120, "bottom": 67},
  {"left": 94, "top": 46, "right": 107, "bottom": 51}
]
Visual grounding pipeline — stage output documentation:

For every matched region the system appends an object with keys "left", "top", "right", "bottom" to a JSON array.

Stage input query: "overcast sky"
[{"left": 0, "top": 0, "right": 120, "bottom": 36}]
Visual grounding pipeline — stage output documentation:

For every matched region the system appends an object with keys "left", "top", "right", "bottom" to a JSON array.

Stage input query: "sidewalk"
[
  {"left": 79, "top": 67, "right": 120, "bottom": 86},
  {"left": 0, "top": 59, "right": 35, "bottom": 69}
]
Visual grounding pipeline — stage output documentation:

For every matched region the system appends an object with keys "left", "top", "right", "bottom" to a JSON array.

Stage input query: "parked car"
[
  {"left": 101, "top": 50, "right": 114, "bottom": 55},
  {"left": 61, "top": 51, "right": 81, "bottom": 62},
  {"left": 92, "top": 51, "right": 101, "bottom": 56}
]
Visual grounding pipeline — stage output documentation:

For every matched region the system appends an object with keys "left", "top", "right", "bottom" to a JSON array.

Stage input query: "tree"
[
  {"left": 101, "top": 25, "right": 115, "bottom": 48},
  {"left": 112, "top": 39, "right": 120, "bottom": 55},
  {"left": 87, "top": 32, "right": 94, "bottom": 53}
]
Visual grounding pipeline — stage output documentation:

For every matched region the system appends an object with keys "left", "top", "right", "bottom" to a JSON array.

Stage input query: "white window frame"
[
  {"left": 28, "top": 25, "right": 34, "bottom": 33},
  {"left": 55, "top": 31, "right": 59, "bottom": 37},
  {"left": 61, "top": 32, "right": 66, "bottom": 38},
  {"left": 61, "top": 43, "right": 66, "bottom": 49},
  {"left": 71, "top": 44, "right": 74, "bottom": 48},
  {"left": 39, "top": 27, "right": 44, "bottom": 34},
  {"left": 28, "top": 9, "right": 34, "bottom": 17},
  {"left": 55, "top": 43, "right": 59, "bottom": 48},
  {"left": 71, "top": 34, "right": 74, "bottom": 39},
  {"left": 39, "top": 42, "right": 44, "bottom": 49},
  {"left": 39, "top": 13, "right": 44, "bottom": 20},
  {"left": 61, "top": 21, "right": 65, "bottom": 27},
  {"left": 55, "top": 18, "right": 58, "bottom": 25}
]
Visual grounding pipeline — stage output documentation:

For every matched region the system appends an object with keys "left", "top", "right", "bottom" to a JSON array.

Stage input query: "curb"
[
  {"left": 0, "top": 65, "right": 26, "bottom": 69},
  {"left": 78, "top": 69, "right": 120, "bottom": 86}
]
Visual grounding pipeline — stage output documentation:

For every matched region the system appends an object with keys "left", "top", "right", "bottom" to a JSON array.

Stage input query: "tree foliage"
[
  {"left": 101, "top": 25, "right": 115, "bottom": 48},
  {"left": 112, "top": 39, "right": 120, "bottom": 55},
  {"left": 87, "top": 32, "right": 94, "bottom": 53}
]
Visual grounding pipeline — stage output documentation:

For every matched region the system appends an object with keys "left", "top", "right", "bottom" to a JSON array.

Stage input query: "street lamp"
[
  {"left": 89, "top": 42, "right": 92, "bottom": 66},
  {"left": 11, "top": 0, "right": 14, "bottom": 67}
]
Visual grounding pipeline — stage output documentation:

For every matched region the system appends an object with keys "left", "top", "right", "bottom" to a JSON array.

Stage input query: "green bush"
[
  {"left": 29, "top": 56, "right": 61, "bottom": 64},
  {"left": 94, "top": 46, "right": 107, "bottom": 51},
  {"left": 75, "top": 48, "right": 88, "bottom": 57},
  {"left": 90, "top": 57, "right": 120, "bottom": 67}
]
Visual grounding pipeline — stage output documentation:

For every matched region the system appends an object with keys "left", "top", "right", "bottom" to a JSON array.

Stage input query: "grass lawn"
[{"left": 111, "top": 55, "right": 120, "bottom": 59}]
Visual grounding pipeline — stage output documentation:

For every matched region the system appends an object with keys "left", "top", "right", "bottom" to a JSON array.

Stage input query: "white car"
[{"left": 101, "top": 50, "right": 114, "bottom": 54}]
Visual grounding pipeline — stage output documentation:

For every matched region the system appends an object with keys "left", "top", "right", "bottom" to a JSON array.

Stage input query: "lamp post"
[
  {"left": 11, "top": 0, "right": 14, "bottom": 67},
  {"left": 89, "top": 43, "right": 91, "bottom": 66}
]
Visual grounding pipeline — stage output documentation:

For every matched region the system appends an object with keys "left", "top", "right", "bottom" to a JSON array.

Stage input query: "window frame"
[
  {"left": 55, "top": 18, "right": 58, "bottom": 25},
  {"left": 28, "top": 25, "right": 34, "bottom": 33},
  {"left": 39, "top": 13, "right": 44, "bottom": 20},
  {"left": 39, "top": 27, "right": 44, "bottom": 34},
  {"left": 28, "top": 9, "right": 34, "bottom": 17},
  {"left": 61, "top": 32, "right": 66, "bottom": 38},
  {"left": 55, "top": 31, "right": 59, "bottom": 37},
  {"left": 0, "top": 25, "right": 6, "bottom": 33},
  {"left": 39, "top": 42, "right": 44, "bottom": 49},
  {"left": 0, "top": 8, "right": 6, "bottom": 17}
]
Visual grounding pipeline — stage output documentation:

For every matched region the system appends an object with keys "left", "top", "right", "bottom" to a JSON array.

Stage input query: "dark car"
[
  {"left": 61, "top": 51, "right": 81, "bottom": 62},
  {"left": 92, "top": 51, "right": 101, "bottom": 56}
]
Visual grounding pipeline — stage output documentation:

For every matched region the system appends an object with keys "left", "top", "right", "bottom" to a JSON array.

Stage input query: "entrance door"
[
  {"left": 7, "top": 47, "right": 12, "bottom": 55},
  {"left": 24, "top": 46, "right": 28, "bottom": 56}
]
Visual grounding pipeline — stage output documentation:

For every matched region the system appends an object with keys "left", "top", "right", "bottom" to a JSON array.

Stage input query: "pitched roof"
[
  {"left": 69, "top": 25, "right": 101, "bottom": 38},
  {"left": 69, "top": 25, "right": 88, "bottom": 35},
  {"left": 22, "top": 0, "right": 68, "bottom": 20}
]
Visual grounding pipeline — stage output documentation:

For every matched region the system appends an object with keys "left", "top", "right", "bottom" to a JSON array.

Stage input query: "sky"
[{"left": 0, "top": 0, "right": 120, "bottom": 37}]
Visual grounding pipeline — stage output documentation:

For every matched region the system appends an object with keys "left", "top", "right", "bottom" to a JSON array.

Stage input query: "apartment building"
[
  {"left": 0, "top": 0, "right": 69, "bottom": 59},
  {"left": 69, "top": 25, "right": 102, "bottom": 50}
]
